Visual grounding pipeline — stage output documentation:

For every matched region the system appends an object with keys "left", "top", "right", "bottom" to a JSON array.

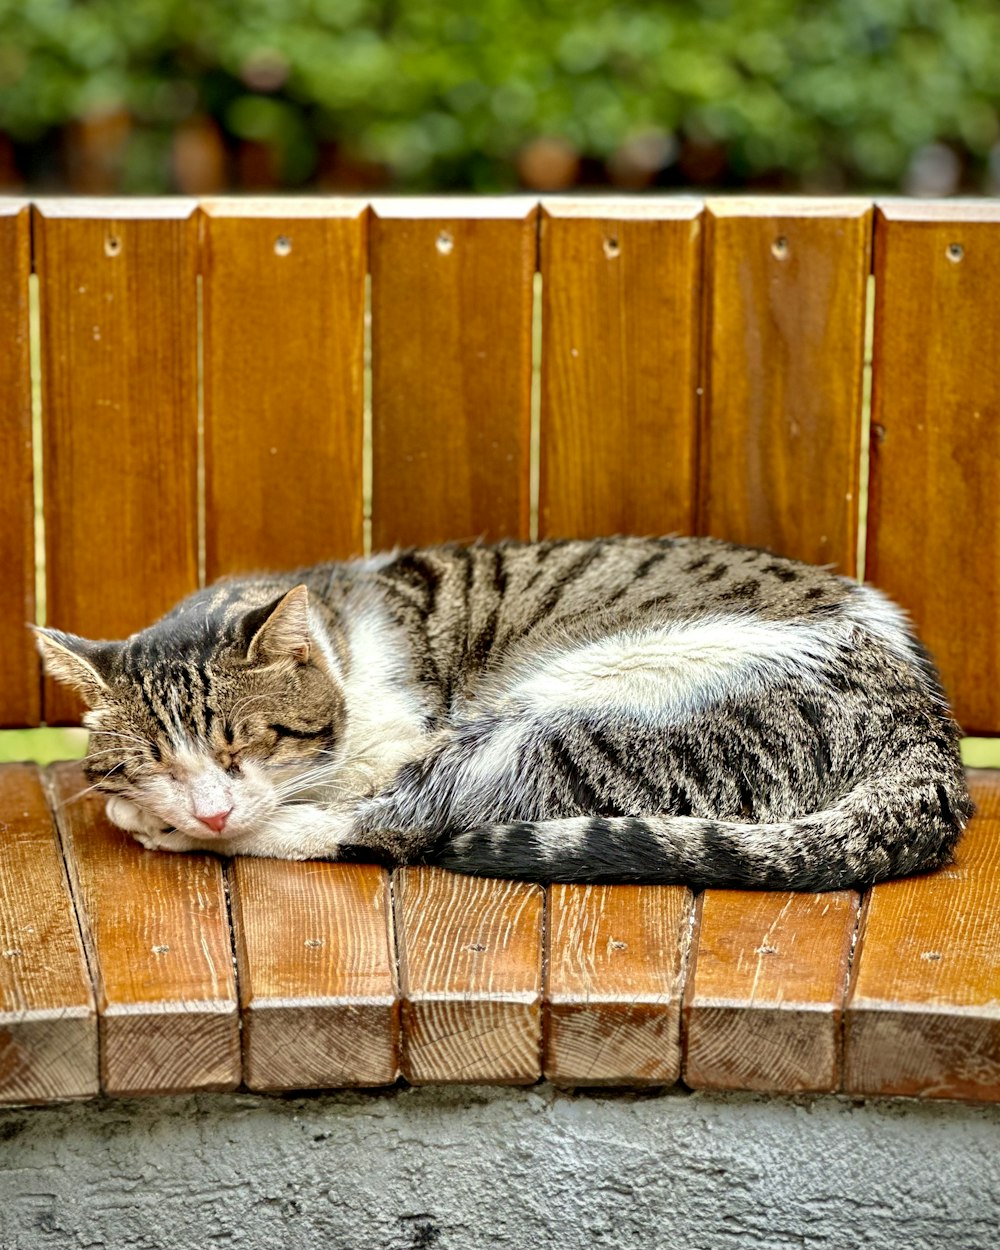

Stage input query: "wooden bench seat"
[
  {"left": 2, "top": 762, "right": 997, "bottom": 1106},
  {"left": 1, "top": 194, "right": 999, "bottom": 1109}
]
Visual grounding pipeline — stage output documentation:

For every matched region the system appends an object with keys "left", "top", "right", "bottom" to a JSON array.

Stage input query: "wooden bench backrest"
[{"left": 1, "top": 196, "right": 998, "bottom": 732}]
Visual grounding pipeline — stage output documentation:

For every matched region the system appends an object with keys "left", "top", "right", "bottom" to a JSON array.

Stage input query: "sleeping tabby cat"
[{"left": 35, "top": 536, "right": 971, "bottom": 890}]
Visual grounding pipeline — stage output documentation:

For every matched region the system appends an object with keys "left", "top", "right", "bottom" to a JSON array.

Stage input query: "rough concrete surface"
[{"left": 0, "top": 1085, "right": 997, "bottom": 1250}]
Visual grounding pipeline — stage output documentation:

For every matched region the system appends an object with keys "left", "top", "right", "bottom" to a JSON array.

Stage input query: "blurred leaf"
[{"left": 0, "top": 0, "right": 998, "bottom": 190}]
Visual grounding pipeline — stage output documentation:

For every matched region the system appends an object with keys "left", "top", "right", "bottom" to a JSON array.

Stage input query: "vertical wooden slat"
[
  {"left": 370, "top": 199, "right": 537, "bottom": 548},
  {"left": 372, "top": 203, "right": 543, "bottom": 1086},
  {"left": 35, "top": 200, "right": 198, "bottom": 723},
  {"left": 701, "top": 198, "right": 872, "bottom": 573},
  {"left": 394, "top": 868, "right": 543, "bottom": 1083},
  {"left": 0, "top": 202, "right": 37, "bottom": 727},
  {"left": 201, "top": 200, "right": 367, "bottom": 578},
  {"left": 544, "top": 884, "right": 691, "bottom": 1085},
  {"left": 49, "top": 763, "right": 239, "bottom": 1096},
  {"left": 844, "top": 770, "right": 1000, "bottom": 1101},
  {"left": 536, "top": 208, "right": 701, "bottom": 1083},
  {"left": 229, "top": 858, "right": 398, "bottom": 1091},
  {"left": 684, "top": 890, "right": 859, "bottom": 1093},
  {"left": 867, "top": 202, "right": 1000, "bottom": 733},
  {"left": 0, "top": 765, "right": 97, "bottom": 1105},
  {"left": 539, "top": 201, "right": 703, "bottom": 540}
]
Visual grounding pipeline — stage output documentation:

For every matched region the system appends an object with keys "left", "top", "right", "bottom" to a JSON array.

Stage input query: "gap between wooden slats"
[
  {"left": 370, "top": 200, "right": 537, "bottom": 549},
  {"left": 0, "top": 204, "right": 37, "bottom": 727},
  {"left": 229, "top": 858, "right": 398, "bottom": 1091},
  {"left": 844, "top": 769, "right": 1000, "bottom": 1101},
  {"left": 866, "top": 202, "right": 1000, "bottom": 733},
  {"left": 544, "top": 883, "right": 692, "bottom": 1085},
  {"left": 394, "top": 867, "right": 543, "bottom": 1084},
  {"left": 34, "top": 200, "right": 199, "bottom": 724},
  {"left": 700, "top": 198, "right": 872, "bottom": 574},
  {"left": 201, "top": 201, "right": 367, "bottom": 578},
  {"left": 47, "top": 762, "right": 239, "bottom": 1097},
  {"left": 539, "top": 200, "right": 703, "bottom": 540},
  {"left": 683, "top": 889, "right": 859, "bottom": 1093},
  {"left": 0, "top": 764, "right": 97, "bottom": 1105}
]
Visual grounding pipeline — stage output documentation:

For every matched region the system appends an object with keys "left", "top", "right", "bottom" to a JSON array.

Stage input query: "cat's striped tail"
[{"left": 431, "top": 772, "right": 972, "bottom": 891}]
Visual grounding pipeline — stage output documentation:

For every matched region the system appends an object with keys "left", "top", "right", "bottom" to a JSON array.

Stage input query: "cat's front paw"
[{"left": 105, "top": 796, "right": 192, "bottom": 853}]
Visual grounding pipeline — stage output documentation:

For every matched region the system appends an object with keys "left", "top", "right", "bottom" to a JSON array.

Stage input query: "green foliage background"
[{"left": 0, "top": 0, "right": 998, "bottom": 190}]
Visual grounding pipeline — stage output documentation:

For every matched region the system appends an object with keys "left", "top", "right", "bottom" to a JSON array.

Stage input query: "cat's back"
[
  {"left": 415, "top": 534, "right": 855, "bottom": 630},
  {"left": 354, "top": 535, "right": 866, "bottom": 666}
]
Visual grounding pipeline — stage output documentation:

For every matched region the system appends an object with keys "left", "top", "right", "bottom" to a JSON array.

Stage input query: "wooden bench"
[{"left": 1, "top": 195, "right": 998, "bottom": 1108}]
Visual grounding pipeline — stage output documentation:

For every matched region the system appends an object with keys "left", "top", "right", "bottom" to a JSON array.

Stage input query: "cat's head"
[{"left": 35, "top": 585, "right": 345, "bottom": 842}]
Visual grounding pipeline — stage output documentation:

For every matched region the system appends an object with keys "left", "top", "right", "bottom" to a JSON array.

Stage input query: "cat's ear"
[
  {"left": 32, "top": 627, "right": 118, "bottom": 708},
  {"left": 246, "top": 585, "right": 311, "bottom": 666}
]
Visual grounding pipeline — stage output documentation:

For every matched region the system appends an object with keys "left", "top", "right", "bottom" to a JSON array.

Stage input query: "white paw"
[
  {"left": 106, "top": 795, "right": 169, "bottom": 838},
  {"left": 105, "top": 796, "right": 199, "bottom": 854},
  {"left": 239, "top": 805, "right": 358, "bottom": 860}
]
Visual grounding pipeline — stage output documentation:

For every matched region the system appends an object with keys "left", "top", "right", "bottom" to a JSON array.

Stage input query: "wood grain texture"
[
  {"left": 866, "top": 203, "right": 1000, "bottom": 733},
  {"left": 684, "top": 888, "right": 859, "bottom": 1093},
  {"left": 394, "top": 867, "right": 543, "bottom": 1083},
  {"left": 701, "top": 199, "right": 872, "bottom": 573},
  {"left": 0, "top": 765, "right": 97, "bottom": 1105},
  {"left": 370, "top": 200, "right": 537, "bottom": 548},
  {"left": 229, "top": 857, "right": 398, "bottom": 1090},
  {"left": 844, "top": 770, "right": 1000, "bottom": 1101},
  {"left": 539, "top": 201, "right": 703, "bottom": 539},
  {"left": 35, "top": 200, "right": 198, "bottom": 724},
  {"left": 48, "top": 763, "right": 238, "bottom": 1096},
  {"left": 544, "top": 883, "right": 692, "bottom": 1085},
  {"left": 201, "top": 201, "right": 366, "bottom": 577},
  {"left": 0, "top": 203, "right": 38, "bottom": 728}
]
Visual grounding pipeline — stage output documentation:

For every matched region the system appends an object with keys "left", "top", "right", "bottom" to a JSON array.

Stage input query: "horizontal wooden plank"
[
  {"left": 701, "top": 199, "right": 872, "bottom": 574},
  {"left": 230, "top": 858, "right": 398, "bottom": 1090},
  {"left": 545, "top": 883, "right": 692, "bottom": 1085},
  {"left": 48, "top": 763, "right": 239, "bottom": 1096},
  {"left": 394, "top": 867, "right": 543, "bottom": 1084},
  {"left": 866, "top": 207, "right": 1000, "bottom": 733},
  {"left": 684, "top": 889, "right": 859, "bottom": 1093},
  {"left": 844, "top": 770, "right": 1000, "bottom": 1101},
  {"left": 539, "top": 202, "right": 702, "bottom": 539},
  {"left": 0, "top": 203, "right": 38, "bottom": 728},
  {"left": 0, "top": 765, "right": 97, "bottom": 1105}
]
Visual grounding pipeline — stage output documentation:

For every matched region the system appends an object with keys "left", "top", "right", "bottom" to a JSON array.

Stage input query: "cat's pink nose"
[{"left": 196, "top": 808, "right": 232, "bottom": 834}]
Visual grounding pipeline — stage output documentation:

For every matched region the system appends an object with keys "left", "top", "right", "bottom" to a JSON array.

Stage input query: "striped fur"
[{"left": 35, "top": 536, "right": 972, "bottom": 890}]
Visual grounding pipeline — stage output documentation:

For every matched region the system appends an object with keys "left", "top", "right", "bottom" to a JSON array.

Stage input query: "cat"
[{"left": 35, "top": 535, "right": 972, "bottom": 891}]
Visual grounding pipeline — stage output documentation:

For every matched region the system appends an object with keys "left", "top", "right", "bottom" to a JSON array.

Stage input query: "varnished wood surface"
[
  {"left": 866, "top": 204, "right": 1000, "bottom": 734},
  {"left": 844, "top": 770, "right": 1000, "bottom": 1101},
  {"left": 394, "top": 867, "right": 543, "bottom": 1083},
  {"left": 370, "top": 203, "right": 536, "bottom": 548},
  {"left": 539, "top": 201, "right": 702, "bottom": 540},
  {"left": 2, "top": 758, "right": 1000, "bottom": 1101},
  {"left": 48, "top": 763, "right": 239, "bottom": 1096},
  {"left": 0, "top": 204, "right": 37, "bottom": 728},
  {"left": 700, "top": 199, "right": 872, "bottom": 574},
  {"left": 545, "top": 883, "right": 692, "bottom": 1085},
  {"left": 684, "top": 889, "right": 859, "bottom": 1093},
  {"left": 229, "top": 858, "right": 398, "bottom": 1090},
  {"left": 201, "top": 203, "right": 367, "bottom": 577},
  {"left": 35, "top": 201, "right": 199, "bottom": 724},
  {"left": 0, "top": 765, "right": 96, "bottom": 1104}
]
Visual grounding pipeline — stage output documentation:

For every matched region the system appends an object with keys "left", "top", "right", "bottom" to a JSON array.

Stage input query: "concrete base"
[{"left": 1, "top": 1085, "right": 997, "bottom": 1249}]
